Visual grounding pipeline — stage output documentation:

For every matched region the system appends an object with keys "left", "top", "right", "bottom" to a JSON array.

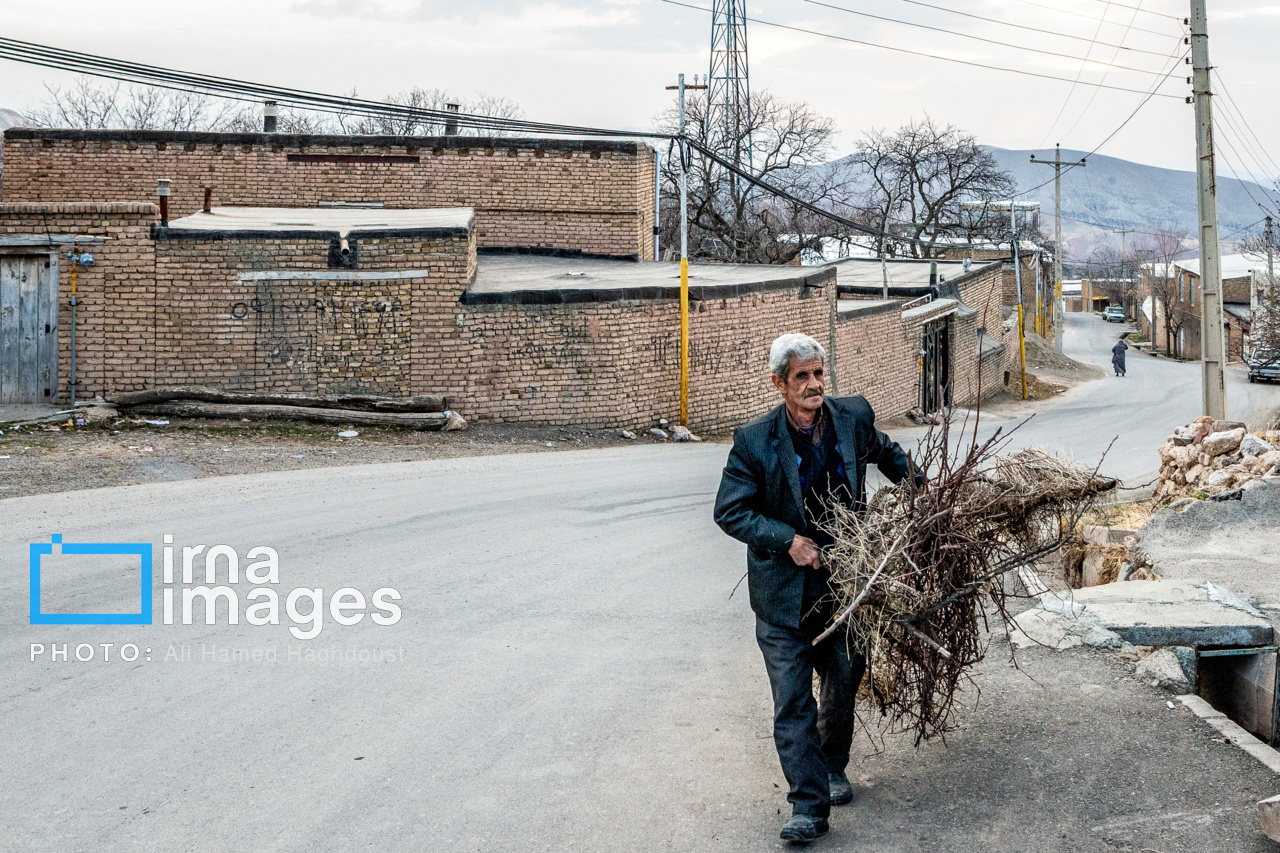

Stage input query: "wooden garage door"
[{"left": 0, "top": 254, "right": 59, "bottom": 404}]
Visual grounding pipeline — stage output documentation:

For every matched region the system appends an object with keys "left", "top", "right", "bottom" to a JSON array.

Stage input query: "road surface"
[
  {"left": 881, "top": 313, "right": 1280, "bottom": 489},
  {"left": 4, "top": 442, "right": 1280, "bottom": 851}
]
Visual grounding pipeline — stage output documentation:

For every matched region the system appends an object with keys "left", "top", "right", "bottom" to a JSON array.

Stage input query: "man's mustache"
[{"left": 803, "top": 389, "right": 823, "bottom": 398}]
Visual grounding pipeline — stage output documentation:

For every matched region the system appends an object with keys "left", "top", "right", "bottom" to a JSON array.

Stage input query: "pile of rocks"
[{"left": 1153, "top": 417, "right": 1280, "bottom": 500}]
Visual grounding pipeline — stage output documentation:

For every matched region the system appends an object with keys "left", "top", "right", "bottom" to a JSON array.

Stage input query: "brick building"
[
  {"left": 1137, "top": 254, "right": 1262, "bottom": 361},
  {"left": 1, "top": 127, "right": 1019, "bottom": 429}
]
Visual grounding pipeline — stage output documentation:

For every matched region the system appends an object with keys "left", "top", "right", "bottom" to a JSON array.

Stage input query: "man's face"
[{"left": 771, "top": 356, "right": 825, "bottom": 414}]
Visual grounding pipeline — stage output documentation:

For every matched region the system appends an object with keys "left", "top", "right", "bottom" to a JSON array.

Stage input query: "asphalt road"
[
  {"left": 882, "top": 313, "right": 1280, "bottom": 489},
  {"left": 4, "top": 444, "right": 1280, "bottom": 852}
]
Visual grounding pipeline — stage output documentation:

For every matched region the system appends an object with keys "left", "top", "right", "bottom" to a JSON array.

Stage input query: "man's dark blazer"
[{"left": 713, "top": 395, "right": 912, "bottom": 630}]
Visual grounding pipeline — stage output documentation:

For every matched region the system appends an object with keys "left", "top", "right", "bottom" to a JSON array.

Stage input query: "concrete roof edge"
[
  {"left": 837, "top": 299, "right": 900, "bottom": 320},
  {"left": 462, "top": 265, "right": 834, "bottom": 306}
]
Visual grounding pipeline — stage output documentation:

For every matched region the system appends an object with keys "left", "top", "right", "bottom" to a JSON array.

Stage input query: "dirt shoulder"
[{"left": 0, "top": 417, "right": 709, "bottom": 500}]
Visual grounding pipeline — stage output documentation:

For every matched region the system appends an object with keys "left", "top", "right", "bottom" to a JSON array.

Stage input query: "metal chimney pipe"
[
  {"left": 264, "top": 100, "right": 278, "bottom": 133},
  {"left": 157, "top": 179, "right": 171, "bottom": 227},
  {"left": 444, "top": 101, "right": 460, "bottom": 136},
  {"left": 203, "top": 187, "right": 212, "bottom": 213}
]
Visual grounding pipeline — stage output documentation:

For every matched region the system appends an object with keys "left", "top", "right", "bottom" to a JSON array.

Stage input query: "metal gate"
[
  {"left": 0, "top": 254, "right": 59, "bottom": 404},
  {"left": 919, "top": 318, "right": 950, "bottom": 414}
]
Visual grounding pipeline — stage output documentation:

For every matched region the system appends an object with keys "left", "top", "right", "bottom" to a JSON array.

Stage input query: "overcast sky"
[{"left": 1, "top": 0, "right": 1277, "bottom": 178}]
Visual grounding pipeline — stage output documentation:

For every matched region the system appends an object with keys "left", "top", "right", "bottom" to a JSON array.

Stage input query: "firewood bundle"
[{"left": 817, "top": 420, "right": 1115, "bottom": 745}]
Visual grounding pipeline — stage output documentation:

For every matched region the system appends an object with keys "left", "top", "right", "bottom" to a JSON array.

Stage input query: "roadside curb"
[{"left": 1177, "top": 693, "right": 1280, "bottom": 774}]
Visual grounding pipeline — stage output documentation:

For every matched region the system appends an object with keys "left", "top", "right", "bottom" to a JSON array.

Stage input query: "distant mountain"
[{"left": 987, "top": 146, "right": 1277, "bottom": 249}]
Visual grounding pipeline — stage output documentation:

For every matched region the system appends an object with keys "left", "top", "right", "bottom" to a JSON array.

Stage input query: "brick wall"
[
  {"left": 835, "top": 302, "right": 917, "bottom": 419},
  {"left": 0, "top": 203, "right": 158, "bottom": 400},
  {"left": 1, "top": 202, "right": 1001, "bottom": 431},
  {"left": 2, "top": 130, "right": 656, "bottom": 260}
]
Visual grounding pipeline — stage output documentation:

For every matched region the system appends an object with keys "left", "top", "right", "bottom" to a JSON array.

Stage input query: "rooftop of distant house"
[
  {"left": 824, "top": 257, "right": 973, "bottom": 289},
  {"left": 162, "top": 206, "right": 474, "bottom": 237}
]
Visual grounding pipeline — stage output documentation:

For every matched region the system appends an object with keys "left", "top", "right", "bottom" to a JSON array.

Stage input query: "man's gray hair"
[{"left": 769, "top": 333, "right": 827, "bottom": 380}]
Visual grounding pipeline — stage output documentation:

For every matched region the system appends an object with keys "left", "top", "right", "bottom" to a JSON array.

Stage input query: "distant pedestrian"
[
  {"left": 713, "top": 333, "right": 915, "bottom": 845},
  {"left": 1112, "top": 336, "right": 1128, "bottom": 377}
]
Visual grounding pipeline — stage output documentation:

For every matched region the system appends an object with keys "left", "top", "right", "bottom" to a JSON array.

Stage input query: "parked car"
[
  {"left": 1248, "top": 349, "right": 1280, "bottom": 383},
  {"left": 1103, "top": 305, "right": 1126, "bottom": 323}
]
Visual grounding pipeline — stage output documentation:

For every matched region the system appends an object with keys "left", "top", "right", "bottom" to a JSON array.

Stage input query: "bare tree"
[
  {"left": 655, "top": 90, "right": 855, "bottom": 265},
  {"left": 334, "top": 88, "right": 525, "bottom": 137},
  {"left": 1235, "top": 230, "right": 1280, "bottom": 358},
  {"left": 1141, "top": 228, "right": 1191, "bottom": 357},
  {"left": 25, "top": 76, "right": 524, "bottom": 138},
  {"left": 25, "top": 78, "right": 231, "bottom": 130},
  {"left": 848, "top": 116, "right": 1017, "bottom": 258}
]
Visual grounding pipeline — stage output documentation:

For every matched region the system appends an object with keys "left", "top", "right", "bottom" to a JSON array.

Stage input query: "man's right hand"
[{"left": 788, "top": 535, "right": 821, "bottom": 569}]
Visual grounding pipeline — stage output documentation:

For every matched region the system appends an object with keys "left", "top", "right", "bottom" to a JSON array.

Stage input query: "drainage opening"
[{"left": 1197, "top": 645, "right": 1279, "bottom": 744}]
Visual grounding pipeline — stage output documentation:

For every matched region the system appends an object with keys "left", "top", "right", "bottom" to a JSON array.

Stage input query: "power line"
[
  {"left": 1009, "top": 0, "right": 1181, "bottom": 38},
  {"left": 1036, "top": 2, "right": 1124, "bottom": 148},
  {"left": 1208, "top": 67, "right": 1280, "bottom": 178},
  {"left": 0, "top": 37, "right": 668, "bottom": 140},
  {"left": 1057, "top": 2, "right": 1164, "bottom": 145},
  {"left": 1089, "top": 0, "right": 1183, "bottom": 22},
  {"left": 1015, "top": 45, "right": 1188, "bottom": 200},
  {"left": 800, "top": 0, "right": 1172, "bottom": 74},
  {"left": 890, "top": 0, "right": 1173, "bottom": 57},
  {"left": 658, "top": 0, "right": 1185, "bottom": 97}
]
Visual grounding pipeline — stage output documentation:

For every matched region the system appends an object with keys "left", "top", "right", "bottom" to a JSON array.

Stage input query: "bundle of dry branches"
[{"left": 817, "top": 418, "right": 1115, "bottom": 745}]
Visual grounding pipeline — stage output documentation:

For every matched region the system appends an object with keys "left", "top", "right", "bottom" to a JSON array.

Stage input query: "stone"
[
  {"left": 1202, "top": 428, "right": 1246, "bottom": 457},
  {"left": 1190, "top": 422, "right": 1213, "bottom": 445},
  {"left": 1258, "top": 450, "right": 1280, "bottom": 470},
  {"left": 1128, "top": 567, "right": 1153, "bottom": 581},
  {"left": 1208, "top": 488, "right": 1245, "bottom": 502},
  {"left": 1185, "top": 463, "right": 1204, "bottom": 485},
  {"left": 1135, "top": 647, "right": 1194, "bottom": 693},
  {"left": 442, "top": 411, "right": 468, "bottom": 431},
  {"left": 649, "top": 428, "right": 668, "bottom": 440},
  {"left": 84, "top": 405, "right": 119, "bottom": 424},
  {"left": 1239, "top": 434, "right": 1275, "bottom": 458},
  {"left": 1172, "top": 446, "right": 1195, "bottom": 468},
  {"left": 671, "top": 425, "right": 701, "bottom": 442},
  {"left": 619, "top": 430, "right": 637, "bottom": 440},
  {"left": 1205, "top": 469, "right": 1232, "bottom": 488},
  {"left": 1267, "top": 429, "right": 1280, "bottom": 445},
  {"left": 1167, "top": 496, "right": 1198, "bottom": 512},
  {"left": 337, "top": 430, "right": 359, "bottom": 438},
  {"left": 1258, "top": 794, "right": 1280, "bottom": 843},
  {"left": 1170, "top": 433, "right": 1194, "bottom": 447},
  {"left": 1212, "top": 419, "right": 1248, "bottom": 434}
]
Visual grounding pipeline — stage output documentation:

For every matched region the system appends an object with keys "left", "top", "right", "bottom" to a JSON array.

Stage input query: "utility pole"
[
  {"left": 1112, "top": 226, "right": 1134, "bottom": 319},
  {"left": 1012, "top": 200, "right": 1028, "bottom": 400},
  {"left": 1031, "top": 144, "right": 1087, "bottom": 352},
  {"left": 1190, "top": 0, "right": 1227, "bottom": 419},
  {"left": 666, "top": 74, "right": 707, "bottom": 427},
  {"left": 879, "top": 187, "right": 895, "bottom": 300}
]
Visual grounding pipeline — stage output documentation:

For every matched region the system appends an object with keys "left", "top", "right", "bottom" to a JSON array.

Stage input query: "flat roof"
[
  {"left": 163, "top": 206, "right": 473, "bottom": 237},
  {"left": 825, "top": 257, "right": 973, "bottom": 288},
  {"left": 465, "top": 255, "right": 831, "bottom": 304}
]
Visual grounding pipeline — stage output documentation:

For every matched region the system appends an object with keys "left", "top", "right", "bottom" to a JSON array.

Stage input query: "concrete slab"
[
  {"left": 0, "top": 404, "right": 64, "bottom": 425},
  {"left": 1072, "top": 580, "right": 1274, "bottom": 648}
]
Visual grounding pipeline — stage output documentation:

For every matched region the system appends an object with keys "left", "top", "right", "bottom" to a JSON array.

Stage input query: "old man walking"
[{"left": 714, "top": 333, "right": 915, "bottom": 844}]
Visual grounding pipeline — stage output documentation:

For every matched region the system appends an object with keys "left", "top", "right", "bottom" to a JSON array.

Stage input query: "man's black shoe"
[
  {"left": 828, "top": 771, "right": 854, "bottom": 805},
  {"left": 780, "top": 814, "right": 829, "bottom": 844}
]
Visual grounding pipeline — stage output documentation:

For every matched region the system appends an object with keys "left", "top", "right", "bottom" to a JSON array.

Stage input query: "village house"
[
  {"left": 1137, "top": 254, "right": 1266, "bottom": 361},
  {"left": 0, "top": 126, "right": 1021, "bottom": 429}
]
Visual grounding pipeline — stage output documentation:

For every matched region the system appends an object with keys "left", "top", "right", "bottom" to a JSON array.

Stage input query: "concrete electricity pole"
[
  {"left": 1190, "top": 0, "right": 1227, "bottom": 419},
  {"left": 666, "top": 73, "right": 707, "bottom": 427},
  {"left": 1112, "top": 226, "right": 1134, "bottom": 318},
  {"left": 1031, "top": 144, "right": 1086, "bottom": 353}
]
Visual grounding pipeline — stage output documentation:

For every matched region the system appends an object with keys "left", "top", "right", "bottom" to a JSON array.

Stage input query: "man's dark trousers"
[{"left": 757, "top": 597, "right": 866, "bottom": 817}]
